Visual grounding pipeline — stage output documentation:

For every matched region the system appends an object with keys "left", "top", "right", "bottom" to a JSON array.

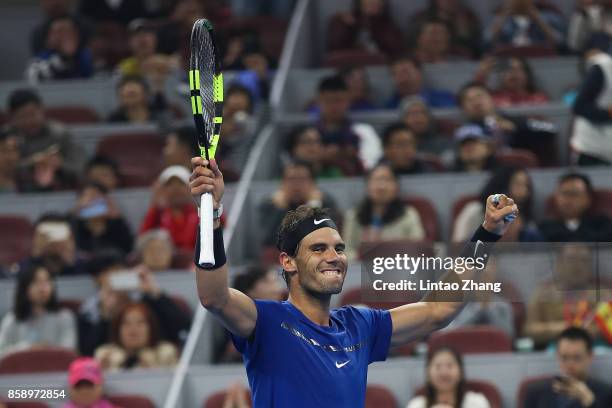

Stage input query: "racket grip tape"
[{"left": 196, "top": 193, "right": 224, "bottom": 269}]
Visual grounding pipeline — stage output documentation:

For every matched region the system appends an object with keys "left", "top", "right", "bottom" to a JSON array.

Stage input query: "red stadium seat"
[
  {"left": 517, "top": 375, "right": 553, "bottom": 408},
  {"left": 0, "top": 347, "right": 77, "bottom": 375},
  {"left": 107, "top": 395, "right": 155, "bottom": 408},
  {"left": 415, "top": 379, "right": 503, "bottom": 408},
  {"left": 203, "top": 389, "right": 252, "bottom": 408},
  {"left": 323, "top": 50, "right": 388, "bottom": 68},
  {"left": 493, "top": 45, "right": 557, "bottom": 58},
  {"left": 450, "top": 194, "right": 479, "bottom": 241},
  {"left": 45, "top": 106, "right": 100, "bottom": 124},
  {"left": 96, "top": 132, "right": 164, "bottom": 187},
  {"left": 427, "top": 326, "right": 513, "bottom": 354},
  {"left": 495, "top": 149, "right": 540, "bottom": 168},
  {"left": 365, "top": 384, "right": 397, "bottom": 408},
  {"left": 260, "top": 246, "right": 281, "bottom": 266},
  {"left": 403, "top": 196, "right": 439, "bottom": 241},
  {"left": 0, "top": 215, "right": 33, "bottom": 267}
]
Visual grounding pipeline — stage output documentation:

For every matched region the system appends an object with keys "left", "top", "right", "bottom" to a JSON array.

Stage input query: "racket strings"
[{"left": 196, "top": 25, "right": 216, "bottom": 146}]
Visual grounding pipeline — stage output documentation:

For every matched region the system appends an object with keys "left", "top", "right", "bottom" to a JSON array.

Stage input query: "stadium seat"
[
  {"left": 415, "top": 379, "right": 503, "bottom": 408},
  {"left": 203, "top": 389, "right": 252, "bottom": 408},
  {"left": 496, "top": 149, "right": 540, "bottom": 168},
  {"left": 0, "top": 347, "right": 77, "bottom": 375},
  {"left": 517, "top": 375, "right": 553, "bottom": 408},
  {"left": 96, "top": 132, "right": 164, "bottom": 187},
  {"left": 107, "top": 395, "right": 155, "bottom": 408},
  {"left": 365, "top": 384, "right": 397, "bottom": 408},
  {"left": 403, "top": 196, "right": 439, "bottom": 241},
  {"left": 323, "top": 50, "right": 388, "bottom": 68},
  {"left": 492, "top": 45, "right": 557, "bottom": 58},
  {"left": 427, "top": 326, "right": 513, "bottom": 354},
  {"left": 0, "top": 215, "right": 33, "bottom": 267},
  {"left": 45, "top": 106, "right": 100, "bottom": 124}
]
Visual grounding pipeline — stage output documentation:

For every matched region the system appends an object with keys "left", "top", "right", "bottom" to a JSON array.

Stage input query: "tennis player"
[{"left": 190, "top": 157, "right": 518, "bottom": 407}]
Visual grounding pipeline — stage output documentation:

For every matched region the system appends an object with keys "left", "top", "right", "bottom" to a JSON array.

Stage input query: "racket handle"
[{"left": 198, "top": 193, "right": 215, "bottom": 267}]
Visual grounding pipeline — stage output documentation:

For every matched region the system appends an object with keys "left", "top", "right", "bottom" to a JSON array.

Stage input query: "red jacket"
[{"left": 140, "top": 204, "right": 199, "bottom": 250}]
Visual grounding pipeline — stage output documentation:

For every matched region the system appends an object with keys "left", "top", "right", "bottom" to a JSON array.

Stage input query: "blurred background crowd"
[{"left": 2, "top": 0, "right": 612, "bottom": 407}]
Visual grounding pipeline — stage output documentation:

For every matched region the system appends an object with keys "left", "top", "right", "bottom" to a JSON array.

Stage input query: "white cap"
[{"left": 158, "top": 165, "right": 190, "bottom": 185}]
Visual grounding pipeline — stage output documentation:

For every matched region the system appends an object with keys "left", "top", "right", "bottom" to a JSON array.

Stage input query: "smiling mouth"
[{"left": 320, "top": 269, "right": 343, "bottom": 277}]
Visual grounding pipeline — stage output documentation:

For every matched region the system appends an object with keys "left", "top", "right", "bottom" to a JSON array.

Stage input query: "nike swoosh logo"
[
  {"left": 474, "top": 240, "right": 483, "bottom": 258},
  {"left": 335, "top": 360, "right": 349, "bottom": 368},
  {"left": 314, "top": 218, "right": 331, "bottom": 225}
]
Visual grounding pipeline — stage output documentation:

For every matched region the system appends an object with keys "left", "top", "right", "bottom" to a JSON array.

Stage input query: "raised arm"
[
  {"left": 190, "top": 157, "right": 257, "bottom": 338},
  {"left": 389, "top": 194, "right": 518, "bottom": 346}
]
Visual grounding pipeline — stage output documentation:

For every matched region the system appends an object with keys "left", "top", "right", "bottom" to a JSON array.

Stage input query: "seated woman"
[
  {"left": 342, "top": 162, "right": 425, "bottom": 259},
  {"left": 134, "top": 229, "right": 174, "bottom": 272},
  {"left": 474, "top": 56, "right": 549, "bottom": 107},
  {"left": 0, "top": 262, "right": 76, "bottom": 357},
  {"left": 406, "top": 347, "right": 491, "bottom": 408},
  {"left": 452, "top": 166, "right": 542, "bottom": 242},
  {"left": 283, "top": 126, "right": 347, "bottom": 179},
  {"left": 95, "top": 302, "right": 178, "bottom": 370}
]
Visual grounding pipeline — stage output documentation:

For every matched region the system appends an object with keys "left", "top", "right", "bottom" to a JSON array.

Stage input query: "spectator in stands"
[
  {"left": 237, "top": 41, "right": 275, "bottom": 101},
  {"left": 568, "top": 0, "right": 612, "bottom": 53},
  {"left": 315, "top": 75, "right": 381, "bottom": 172},
  {"left": 539, "top": 173, "right": 612, "bottom": 242},
  {"left": 453, "top": 166, "right": 541, "bottom": 242},
  {"left": 78, "top": 250, "right": 191, "bottom": 356},
  {"left": 95, "top": 302, "right": 178, "bottom": 370},
  {"left": 451, "top": 124, "right": 497, "bottom": 173},
  {"left": 523, "top": 244, "right": 610, "bottom": 349},
  {"left": 78, "top": 0, "right": 148, "bottom": 24},
  {"left": 31, "top": 0, "right": 92, "bottom": 56},
  {"left": 406, "top": 347, "right": 491, "bottom": 408},
  {"left": 116, "top": 19, "right": 159, "bottom": 77},
  {"left": 140, "top": 166, "right": 199, "bottom": 251},
  {"left": 163, "top": 126, "right": 199, "bottom": 170},
  {"left": 217, "top": 85, "right": 257, "bottom": 180},
  {"left": 338, "top": 66, "right": 376, "bottom": 111},
  {"left": 0, "top": 130, "right": 20, "bottom": 194},
  {"left": 232, "top": 0, "right": 296, "bottom": 18},
  {"left": 26, "top": 15, "right": 93, "bottom": 82},
  {"left": 259, "top": 160, "right": 340, "bottom": 246},
  {"left": 134, "top": 229, "right": 174, "bottom": 272},
  {"left": 327, "top": 0, "right": 403, "bottom": 57},
  {"left": 342, "top": 163, "right": 425, "bottom": 259},
  {"left": 486, "top": 0, "right": 565, "bottom": 51},
  {"left": 213, "top": 265, "right": 284, "bottom": 363},
  {"left": 386, "top": 56, "right": 456, "bottom": 109},
  {"left": 407, "top": 0, "right": 482, "bottom": 58},
  {"left": 571, "top": 35, "right": 612, "bottom": 166},
  {"left": 458, "top": 82, "right": 558, "bottom": 165},
  {"left": 474, "top": 56, "right": 550, "bottom": 107},
  {"left": 6, "top": 88, "right": 85, "bottom": 181},
  {"left": 283, "top": 126, "right": 346, "bottom": 179},
  {"left": 27, "top": 213, "right": 87, "bottom": 276},
  {"left": 156, "top": 0, "right": 206, "bottom": 58},
  {"left": 522, "top": 327, "right": 612, "bottom": 407},
  {"left": 73, "top": 182, "right": 133, "bottom": 256},
  {"left": 85, "top": 155, "right": 122, "bottom": 191},
  {"left": 63, "top": 357, "right": 120, "bottom": 408},
  {"left": 107, "top": 75, "right": 170, "bottom": 124},
  {"left": 412, "top": 20, "right": 457, "bottom": 64},
  {"left": 401, "top": 97, "right": 453, "bottom": 159},
  {"left": 380, "top": 123, "right": 433, "bottom": 175},
  {"left": 0, "top": 261, "right": 76, "bottom": 357}
]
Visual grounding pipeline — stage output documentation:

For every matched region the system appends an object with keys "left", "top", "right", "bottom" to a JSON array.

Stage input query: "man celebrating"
[{"left": 189, "top": 157, "right": 517, "bottom": 407}]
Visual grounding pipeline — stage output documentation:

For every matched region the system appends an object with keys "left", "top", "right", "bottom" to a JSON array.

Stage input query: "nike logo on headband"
[{"left": 314, "top": 218, "right": 331, "bottom": 225}]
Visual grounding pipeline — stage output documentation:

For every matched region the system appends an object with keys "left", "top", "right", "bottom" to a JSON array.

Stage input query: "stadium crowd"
[{"left": 1, "top": 0, "right": 612, "bottom": 407}]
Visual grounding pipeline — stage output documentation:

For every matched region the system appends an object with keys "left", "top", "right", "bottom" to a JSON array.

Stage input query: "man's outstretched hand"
[
  {"left": 483, "top": 193, "right": 519, "bottom": 236},
  {"left": 190, "top": 157, "right": 224, "bottom": 210}
]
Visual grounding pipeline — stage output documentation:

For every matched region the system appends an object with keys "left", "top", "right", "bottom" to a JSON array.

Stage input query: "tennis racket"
[{"left": 189, "top": 19, "right": 224, "bottom": 267}]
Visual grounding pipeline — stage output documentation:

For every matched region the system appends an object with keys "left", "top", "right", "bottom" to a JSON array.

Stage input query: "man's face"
[
  {"left": 118, "top": 81, "right": 147, "bottom": 109},
  {"left": 290, "top": 228, "right": 348, "bottom": 296},
  {"left": 282, "top": 165, "right": 314, "bottom": 205},
  {"left": 403, "top": 103, "right": 430, "bottom": 135},
  {"left": 557, "top": 339, "right": 592, "bottom": 380},
  {"left": 458, "top": 138, "right": 491, "bottom": 168},
  {"left": 47, "top": 19, "right": 79, "bottom": 55},
  {"left": 70, "top": 382, "right": 103, "bottom": 407},
  {"left": 461, "top": 87, "right": 495, "bottom": 120},
  {"left": 86, "top": 165, "right": 118, "bottom": 191},
  {"left": 130, "top": 31, "right": 157, "bottom": 58},
  {"left": 318, "top": 90, "right": 350, "bottom": 124},
  {"left": 418, "top": 22, "right": 450, "bottom": 56},
  {"left": 224, "top": 92, "right": 251, "bottom": 118},
  {"left": 11, "top": 102, "right": 45, "bottom": 137},
  {"left": 555, "top": 178, "right": 591, "bottom": 221},
  {"left": 390, "top": 60, "right": 422, "bottom": 96},
  {"left": 384, "top": 130, "right": 417, "bottom": 170}
]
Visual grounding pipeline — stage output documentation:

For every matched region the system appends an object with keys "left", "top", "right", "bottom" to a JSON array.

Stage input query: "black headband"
[{"left": 277, "top": 215, "right": 338, "bottom": 256}]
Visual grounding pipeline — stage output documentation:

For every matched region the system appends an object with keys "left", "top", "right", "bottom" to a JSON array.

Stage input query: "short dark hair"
[
  {"left": 558, "top": 327, "right": 593, "bottom": 353},
  {"left": 79, "top": 180, "right": 109, "bottom": 196},
  {"left": 457, "top": 81, "right": 490, "bottom": 106},
  {"left": 8, "top": 89, "right": 42, "bottom": 113},
  {"left": 558, "top": 172, "right": 594, "bottom": 196},
  {"left": 86, "top": 154, "right": 120, "bottom": 175},
  {"left": 318, "top": 75, "right": 348, "bottom": 93},
  {"left": 226, "top": 84, "right": 254, "bottom": 113},
  {"left": 169, "top": 125, "right": 200, "bottom": 157},
  {"left": 389, "top": 55, "right": 422, "bottom": 70},
  {"left": 116, "top": 75, "right": 149, "bottom": 93},
  {"left": 381, "top": 122, "right": 413, "bottom": 147},
  {"left": 86, "top": 249, "right": 126, "bottom": 278},
  {"left": 14, "top": 260, "right": 59, "bottom": 321},
  {"left": 282, "top": 159, "right": 315, "bottom": 180},
  {"left": 232, "top": 265, "right": 269, "bottom": 296}
]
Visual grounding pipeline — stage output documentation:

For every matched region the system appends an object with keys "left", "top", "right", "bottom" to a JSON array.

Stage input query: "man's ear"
[{"left": 279, "top": 252, "right": 297, "bottom": 273}]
